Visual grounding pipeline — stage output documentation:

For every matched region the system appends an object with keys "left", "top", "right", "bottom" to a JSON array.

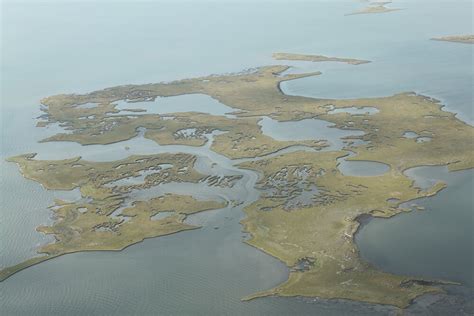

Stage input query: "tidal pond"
[
  {"left": 113, "top": 94, "right": 237, "bottom": 118},
  {"left": 338, "top": 160, "right": 390, "bottom": 177},
  {"left": 327, "top": 106, "right": 379, "bottom": 115},
  {"left": 258, "top": 116, "right": 364, "bottom": 150},
  {"left": 337, "top": 154, "right": 390, "bottom": 177}
]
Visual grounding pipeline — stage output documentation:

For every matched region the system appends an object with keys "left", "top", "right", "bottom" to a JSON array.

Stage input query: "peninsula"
[{"left": 272, "top": 53, "right": 370, "bottom": 65}]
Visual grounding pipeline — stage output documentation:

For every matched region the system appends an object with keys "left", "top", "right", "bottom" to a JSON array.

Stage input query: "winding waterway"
[{"left": 1, "top": 0, "right": 472, "bottom": 314}]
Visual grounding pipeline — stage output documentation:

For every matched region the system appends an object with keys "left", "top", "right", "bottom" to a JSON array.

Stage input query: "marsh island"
[
  {"left": 432, "top": 34, "right": 474, "bottom": 44},
  {"left": 2, "top": 56, "right": 473, "bottom": 309},
  {"left": 272, "top": 53, "right": 370, "bottom": 65},
  {"left": 346, "top": 2, "right": 401, "bottom": 16}
]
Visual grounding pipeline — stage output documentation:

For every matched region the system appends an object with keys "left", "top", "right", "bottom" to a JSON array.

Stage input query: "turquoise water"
[{"left": 1, "top": 0, "right": 472, "bottom": 314}]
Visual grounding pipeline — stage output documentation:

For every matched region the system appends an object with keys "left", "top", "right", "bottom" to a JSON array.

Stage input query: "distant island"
[
  {"left": 432, "top": 35, "right": 474, "bottom": 44},
  {"left": 346, "top": 2, "right": 401, "bottom": 16},
  {"left": 272, "top": 53, "right": 371, "bottom": 65}
]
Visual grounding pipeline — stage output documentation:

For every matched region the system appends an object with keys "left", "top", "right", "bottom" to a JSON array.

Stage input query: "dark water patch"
[
  {"left": 291, "top": 257, "right": 316, "bottom": 272},
  {"left": 356, "top": 167, "right": 473, "bottom": 287}
]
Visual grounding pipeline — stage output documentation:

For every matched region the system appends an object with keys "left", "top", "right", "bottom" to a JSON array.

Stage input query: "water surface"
[
  {"left": 356, "top": 166, "right": 473, "bottom": 286},
  {"left": 259, "top": 116, "right": 364, "bottom": 150},
  {"left": 337, "top": 159, "right": 390, "bottom": 177},
  {"left": 113, "top": 94, "right": 237, "bottom": 118}
]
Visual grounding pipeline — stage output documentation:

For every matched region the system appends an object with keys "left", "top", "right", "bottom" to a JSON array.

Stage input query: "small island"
[
  {"left": 432, "top": 35, "right": 474, "bottom": 44},
  {"left": 346, "top": 2, "right": 401, "bottom": 16},
  {"left": 272, "top": 53, "right": 370, "bottom": 65}
]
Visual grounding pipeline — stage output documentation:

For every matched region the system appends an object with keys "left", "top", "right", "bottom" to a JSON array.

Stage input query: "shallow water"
[
  {"left": 259, "top": 116, "right": 364, "bottom": 150},
  {"left": 335, "top": 151, "right": 390, "bottom": 177},
  {"left": 150, "top": 211, "right": 175, "bottom": 221},
  {"left": 337, "top": 160, "right": 390, "bottom": 177},
  {"left": 105, "top": 168, "right": 168, "bottom": 187},
  {"left": 113, "top": 94, "right": 237, "bottom": 118},
  {"left": 1, "top": 0, "right": 472, "bottom": 314},
  {"left": 403, "top": 131, "right": 419, "bottom": 139},
  {"left": 328, "top": 106, "right": 379, "bottom": 115}
]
